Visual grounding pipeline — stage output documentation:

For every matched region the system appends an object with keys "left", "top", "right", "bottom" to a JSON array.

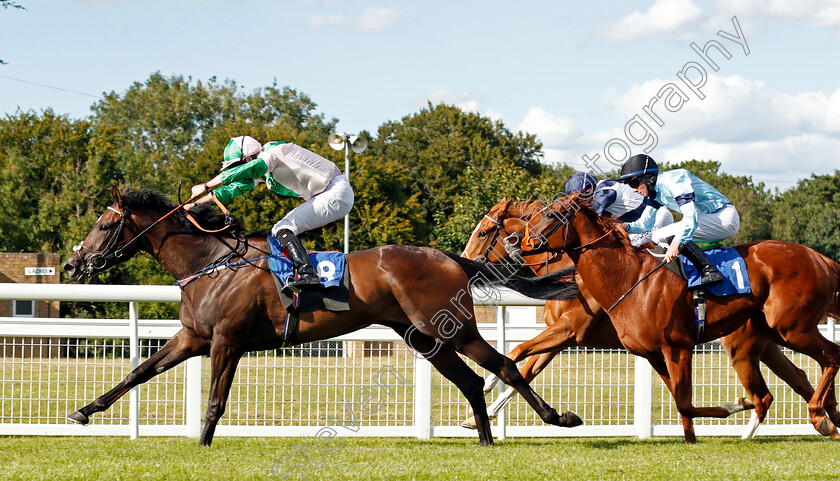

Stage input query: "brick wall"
[{"left": 0, "top": 253, "right": 62, "bottom": 356}]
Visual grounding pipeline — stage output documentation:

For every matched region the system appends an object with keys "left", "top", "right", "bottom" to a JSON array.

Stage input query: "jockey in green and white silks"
[
  {"left": 619, "top": 154, "right": 740, "bottom": 286},
  {"left": 189, "top": 135, "right": 354, "bottom": 291}
]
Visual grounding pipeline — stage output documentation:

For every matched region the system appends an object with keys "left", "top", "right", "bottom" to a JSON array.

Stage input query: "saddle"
[
  {"left": 267, "top": 237, "right": 350, "bottom": 346},
  {"left": 646, "top": 243, "right": 750, "bottom": 344}
]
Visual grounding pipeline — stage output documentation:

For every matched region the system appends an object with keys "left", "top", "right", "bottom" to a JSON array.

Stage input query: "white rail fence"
[{"left": 0, "top": 283, "right": 836, "bottom": 440}]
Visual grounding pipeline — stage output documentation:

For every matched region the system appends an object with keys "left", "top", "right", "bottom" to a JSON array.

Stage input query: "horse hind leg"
[
  {"left": 462, "top": 351, "right": 559, "bottom": 429},
  {"left": 395, "top": 324, "right": 495, "bottom": 445},
  {"left": 457, "top": 335, "right": 582, "bottom": 429},
  {"left": 67, "top": 329, "right": 209, "bottom": 424}
]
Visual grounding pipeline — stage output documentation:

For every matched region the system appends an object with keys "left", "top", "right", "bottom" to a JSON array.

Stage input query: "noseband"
[
  {"left": 478, "top": 214, "right": 525, "bottom": 262},
  {"left": 523, "top": 202, "right": 617, "bottom": 257},
  {"left": 72, "top": 206, "right": 136, "bottom": 279}
]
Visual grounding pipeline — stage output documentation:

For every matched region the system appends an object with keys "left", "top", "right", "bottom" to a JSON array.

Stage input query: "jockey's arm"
[
  {"left": 187, "top": 158, "right": 269, "bottom": 209},
  {"left": 624, "top": 205, "right": 657, "bottom": 233}
]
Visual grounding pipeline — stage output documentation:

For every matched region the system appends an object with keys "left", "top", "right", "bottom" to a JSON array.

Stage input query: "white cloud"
[
  {"left": 602, "top": 0, "right": 705, "bottom": 42},
  {"left": 309, "top": 8, "right": 405, "bottom": 31},
  {"left": 521, "top": 74, "right": 840, "bottom": 190},
  {"left": 416, "top": 90, "right": 503, "bottom": 121},
  {"left": 516, "top": 107, "right": 580, "bottom": 147},
  {"left": 720, "top": 0, "right": 840, "bottom": 29}
]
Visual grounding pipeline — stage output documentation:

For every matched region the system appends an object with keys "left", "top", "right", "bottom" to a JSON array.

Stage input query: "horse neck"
[
  {"left": 142, "top": 220, "right": 251, "bottom": 280},
  {"left": 564, "top": 214, "right": 643, "bottom": 301}
]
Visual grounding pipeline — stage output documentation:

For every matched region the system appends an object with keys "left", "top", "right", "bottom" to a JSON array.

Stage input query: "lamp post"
[{"left": 327, "top": 132, "right": 367, "bottom": 254}]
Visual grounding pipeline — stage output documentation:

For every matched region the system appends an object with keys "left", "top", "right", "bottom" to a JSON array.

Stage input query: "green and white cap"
[
  {"left": 221, "top": 135, "right": 262, "bottom": 171},
  {"left": 262, "top": 141, "right": 286, "bottom": 151}
]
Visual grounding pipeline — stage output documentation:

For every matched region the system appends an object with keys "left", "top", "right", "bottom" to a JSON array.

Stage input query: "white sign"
[{"left": 25, "top": 267, "right": 56, "bottom": 276}]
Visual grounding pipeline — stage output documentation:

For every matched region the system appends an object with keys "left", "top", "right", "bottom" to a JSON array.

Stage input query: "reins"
[{"left": 519, "top": 198, "right": 664, "bottom": 312}]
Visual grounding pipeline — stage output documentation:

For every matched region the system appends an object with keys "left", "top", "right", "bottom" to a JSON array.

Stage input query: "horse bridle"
[
  {"left": 72, "top": 205, "right": 138, "bottom": 279},
  {"left": 524, "top": 201, "right": 617, "bottom": 258},
  {"left": 477, "top": 213, "right": 526, "bottom": 262}
]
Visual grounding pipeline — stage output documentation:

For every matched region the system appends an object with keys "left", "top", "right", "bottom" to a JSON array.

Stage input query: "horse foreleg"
[
  {"left": 67, "top": 328, "right": 209, "bottom": 425},
  {"left": 199, "top": 342, "right": 243, "bottom": 447},
  {"left": 647, "top": 354, "right": 696, "bottom": 444},
  {"left": 458, "top": 336, "right": 581, "bottom": 429},
  {"left": 662, "top": 346, "right": 735, "bottom": 444}
]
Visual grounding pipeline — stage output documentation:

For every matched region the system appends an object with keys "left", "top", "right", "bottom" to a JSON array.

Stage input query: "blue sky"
[{"left": 2, "top": 0, "right": 840, "bottom": 191}]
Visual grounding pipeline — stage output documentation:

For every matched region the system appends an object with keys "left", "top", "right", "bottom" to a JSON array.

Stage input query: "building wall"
[{"left": 0, "top": 253, "right": 62, "bottom": 357}]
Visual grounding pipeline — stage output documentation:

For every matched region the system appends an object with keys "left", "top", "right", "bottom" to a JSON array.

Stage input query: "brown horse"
[
  {"left": 460, "top": 199, "right": 832, "bottom": 438},
  {"left": 520, "top": 192, "right": 840, "bottom": 442},
  {"left": 62, "top": 188, "right": 583, "bottom": 446}
]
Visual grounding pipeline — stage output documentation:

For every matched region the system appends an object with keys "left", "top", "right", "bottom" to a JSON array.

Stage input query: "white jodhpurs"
[
  {"left": 271, "top": 174, "right": 354, "bottom": 236},
  {"left": 629, "top": 206, "right": 674, "bottom": 247},
  {"left": 651, "top": 204, "right": 740, "bottom": 247}
]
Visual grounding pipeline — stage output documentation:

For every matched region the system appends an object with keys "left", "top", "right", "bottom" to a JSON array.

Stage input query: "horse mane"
[
  {"left": 506, "top": 192, "right": 633, "bottom": 247},
  {"left": 121, "top": 188, "right": 248, "bottom": 236}
]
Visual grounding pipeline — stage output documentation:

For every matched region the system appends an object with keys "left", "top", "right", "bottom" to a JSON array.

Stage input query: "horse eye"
[
  {"left": 99, "top": 223, "right": 110, "bottom": 232},
  {"left": 478, "top": 231, "right": 488, "bottom": 239}
]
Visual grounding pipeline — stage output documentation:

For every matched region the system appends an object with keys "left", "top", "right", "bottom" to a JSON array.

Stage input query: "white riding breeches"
[
  {"left": 629, "top": 206, "right": 674, "bottom": 247},
  {"left": 271, "top": 174, "right": 354, "bottom": 236},
  {"left": 651, "top": 204, "right": 740, "bottom": 247}
]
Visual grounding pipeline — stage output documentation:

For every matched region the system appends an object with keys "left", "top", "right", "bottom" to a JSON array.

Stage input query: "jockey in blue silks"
[
  {"left": 618, "top": 154, "right": 740, "bottom": 286},
  {"left": 565, "top": 172, "right": 673, "bottom": 247}
]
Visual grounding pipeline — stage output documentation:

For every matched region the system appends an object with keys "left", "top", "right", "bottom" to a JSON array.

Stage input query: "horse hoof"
[
  {"left": 740, "top": 397, "right": 756, "bottom": 410},
  {"left": 460, "top": 417, "right": 478, "bottom": 430},
  {"left": 560, "top": 411, "right": 583, "bottom": 428},
  {"left": 815, "top": 417, "right": 834, "bottom": 437},
  {"left": 67, "top": 411, "right": 89, "bottom": 425}
]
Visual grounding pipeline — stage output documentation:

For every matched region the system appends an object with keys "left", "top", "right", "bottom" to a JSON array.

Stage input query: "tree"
[
  {"left": 772, "top": 171, "right": 840, "bottom": 260},
  {"left": 433, "top": 160, "right": 574, "bottom": 252},
  {"left": 367, "top": 103, "right": 545, "bottom": 245},
  {"left": 1, "top": 1, "right": 25, "bottom": 65}
]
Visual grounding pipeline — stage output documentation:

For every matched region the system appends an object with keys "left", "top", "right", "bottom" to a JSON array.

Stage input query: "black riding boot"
[
  {"left": 276, "top": 229, "right": 321, "bottom": 291},
  {"left": 680, "top": 241, "right": 724, "bottom": 286}
]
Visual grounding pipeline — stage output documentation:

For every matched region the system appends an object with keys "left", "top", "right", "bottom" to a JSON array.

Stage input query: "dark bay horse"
[
  {"left": 460, "top": 199, "right": 831, "bottom": 438},
  {"left": 522, "top": 193, "right": 840, "bottom": 442},
  {"left": 62, "top": 188, "right": 582, "bottom": 446}
]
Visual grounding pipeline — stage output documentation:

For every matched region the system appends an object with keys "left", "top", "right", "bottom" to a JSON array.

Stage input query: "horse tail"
[{"left": 442, "top": 251, "right": 579, "bottom": 300}]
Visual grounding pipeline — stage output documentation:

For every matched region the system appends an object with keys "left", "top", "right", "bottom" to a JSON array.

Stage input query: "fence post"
[
  {"left": 634, "top": 355, "right": 652, "bottom": 439},
  {"left": 128, "top": 301, "right": 140, "bottom": 440},
  {"left": 828, "top": 316, "right": 836, "bottom": 344},
  {"left": 185, "top": 356, "right": 203, "bottom": 438},
  {"left": 496, "top": 305, "right": 507, "bottom": 440},
  {"left": 414, "top": 355, "right": 432, "bottom": 440}
]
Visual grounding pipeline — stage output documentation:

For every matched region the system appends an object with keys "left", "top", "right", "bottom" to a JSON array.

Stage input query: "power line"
[{"left": 0, "top": 74, "right": 100, "bottom": 99}]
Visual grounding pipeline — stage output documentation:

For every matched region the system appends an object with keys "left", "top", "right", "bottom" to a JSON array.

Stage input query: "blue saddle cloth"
[
  {"left": 267, "top": 236, "right": 346, "bottom": 288},
  {"left": 680, "top": 246, "right": 751, "bottom": 296}
]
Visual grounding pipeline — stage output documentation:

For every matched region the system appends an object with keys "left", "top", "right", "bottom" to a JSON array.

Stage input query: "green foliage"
[
  {"left": 772, "top": 170, "right": 840, "bottom": 260},
  {"left": 369, "top": 103, "right": 545, "bottom": 245},
  {"left": 433, "top": 160, "right": 574, "bottom": 252},
  {"left": 4, "top": 72, "right": 840, "bottom": 323}
]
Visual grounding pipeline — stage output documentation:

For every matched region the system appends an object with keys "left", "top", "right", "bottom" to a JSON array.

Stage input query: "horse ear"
[{"left": 111, "top": 186, "right": 123, "bottom": 206}]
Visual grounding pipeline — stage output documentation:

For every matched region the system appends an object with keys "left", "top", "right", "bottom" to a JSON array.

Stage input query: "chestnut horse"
[
  {"left": 460, "top": 199, "right": 832, "bottom": 439},
  {"left": 521, "top": 192, "right": 840, "bottom": 442},
  {"left": 62, "top": 188, "right": 583, "bottom": 446}
]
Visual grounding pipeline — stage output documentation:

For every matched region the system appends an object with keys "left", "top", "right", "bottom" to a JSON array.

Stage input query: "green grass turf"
[{"left": 1, "top": 436, "right": 839, "bottom": 481}]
